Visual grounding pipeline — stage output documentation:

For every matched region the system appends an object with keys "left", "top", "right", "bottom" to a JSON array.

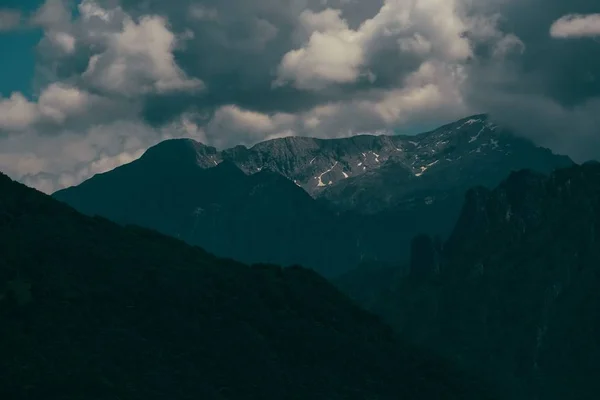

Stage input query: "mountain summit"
[
  {"left": 141, "top": 114, "right": 571, "bottom": 212},
  {"left": 53, "top": 115, "right": 573, "bottom": 275},
  {"left": 126, "top": 114, "right": 572, "bottom": 218}
]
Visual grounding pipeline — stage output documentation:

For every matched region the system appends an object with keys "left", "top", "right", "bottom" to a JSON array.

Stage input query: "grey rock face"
[{"left": 177, "top": 114, "right": 572, "bottom": 214}]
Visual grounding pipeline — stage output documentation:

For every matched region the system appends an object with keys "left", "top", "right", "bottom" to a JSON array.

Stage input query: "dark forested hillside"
[
  {"left": 0, "top": 172, "right": 494, "bottom": 400},
  {"left": 337, "top": 162, "right": 600, "bottom": 400},
  {"left": 53, "top": 142, "right": 358, "bottom": 277}
]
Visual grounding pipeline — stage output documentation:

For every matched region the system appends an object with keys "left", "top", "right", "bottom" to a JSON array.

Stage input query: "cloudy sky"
[{"left": 0, "top": 0, "right": 599, "bottom": 193}]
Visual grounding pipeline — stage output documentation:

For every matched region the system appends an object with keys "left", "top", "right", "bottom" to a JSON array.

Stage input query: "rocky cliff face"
[{"left": 342, "top": 163, "right": 600, "bottom": 400}]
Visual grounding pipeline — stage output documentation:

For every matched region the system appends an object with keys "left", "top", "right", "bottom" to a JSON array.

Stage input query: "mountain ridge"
[
  {"left": 92, "top": 114, "right": 568, "bottom": 196},
  {"left": 52, "top": 114, "right": 574, "bottom": 275},
  {"left": 122, "top": 114, "right": 573, "bottom": 214}
]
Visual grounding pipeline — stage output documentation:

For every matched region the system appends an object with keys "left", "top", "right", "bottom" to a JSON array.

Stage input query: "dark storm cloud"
[
  {"left": 462, "top": 0, "right": 600, "bottom": 162},
  {"left": 123, "top": 0, "right": 387, "bottom": 124},
  {"left": 497, "top": 0, "right": 600, "bottom": 105},
  {"left": 119, "top": 0, "right": 477, "bottom": 128},
  {"left": 18, "top": 0, "right": 478, "bottom": 129}
]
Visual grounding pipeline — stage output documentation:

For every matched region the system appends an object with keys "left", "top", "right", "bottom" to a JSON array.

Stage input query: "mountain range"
[
  {"left": 53, "top": 114, "right": 573, "bottom": 276},
  {"left": 0, "top": 171, "right": 494, "bottom": 400},
  {"left": 4, "top": 112, "right": 600, "bottom": 399},
  {"left": 336, "top": 161, "right": 600, "bottom": 400}
]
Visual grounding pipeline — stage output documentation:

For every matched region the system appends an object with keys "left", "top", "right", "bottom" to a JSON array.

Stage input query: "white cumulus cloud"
[
  {"left": 82, "top": 9, "right": 204, "bottom": 96},
  {"left": 275, "top": 0, "right": 486, "bottom": 90},
  {"left": 550, "top": 13, "right": 600, "bottom": 38}
]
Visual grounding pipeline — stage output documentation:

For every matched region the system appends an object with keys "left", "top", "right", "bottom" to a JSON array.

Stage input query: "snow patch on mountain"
[
  {"left": 317, "top": 162, "right": 338, "bottom": 187},
  {"left": 415, "top": 160, "right": 440, "bottom": 177},
  {"left": 469, "top": 127, "right": 485, "bottom": 143},
  {"left": 459, "top": 118, "right": 482, "bottom": 130}
]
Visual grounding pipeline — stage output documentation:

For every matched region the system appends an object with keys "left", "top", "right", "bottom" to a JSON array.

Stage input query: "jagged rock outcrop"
[{"left": 338, "top": 163, "right": 600, "bottom": 400}]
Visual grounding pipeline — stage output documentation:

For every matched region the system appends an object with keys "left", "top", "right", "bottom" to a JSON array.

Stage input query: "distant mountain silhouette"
[{"left": 0, "top": 171, "right": 495, "bottom": 400}]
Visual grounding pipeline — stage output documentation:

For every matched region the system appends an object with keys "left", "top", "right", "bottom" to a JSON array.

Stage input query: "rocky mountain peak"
[
  {"left": 145, "top": 115, "right": 567, "bottom": 208},
  {"left": 445, "top": 163, "right": 600, "bottom": 266},
  {"left": 141, "top": 138, "right": 220, "bottom": 169}
]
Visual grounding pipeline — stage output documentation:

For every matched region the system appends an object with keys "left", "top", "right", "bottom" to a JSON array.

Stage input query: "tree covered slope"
[{"left": 0, "top": 172, "right": 494, "bottom": 400}]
